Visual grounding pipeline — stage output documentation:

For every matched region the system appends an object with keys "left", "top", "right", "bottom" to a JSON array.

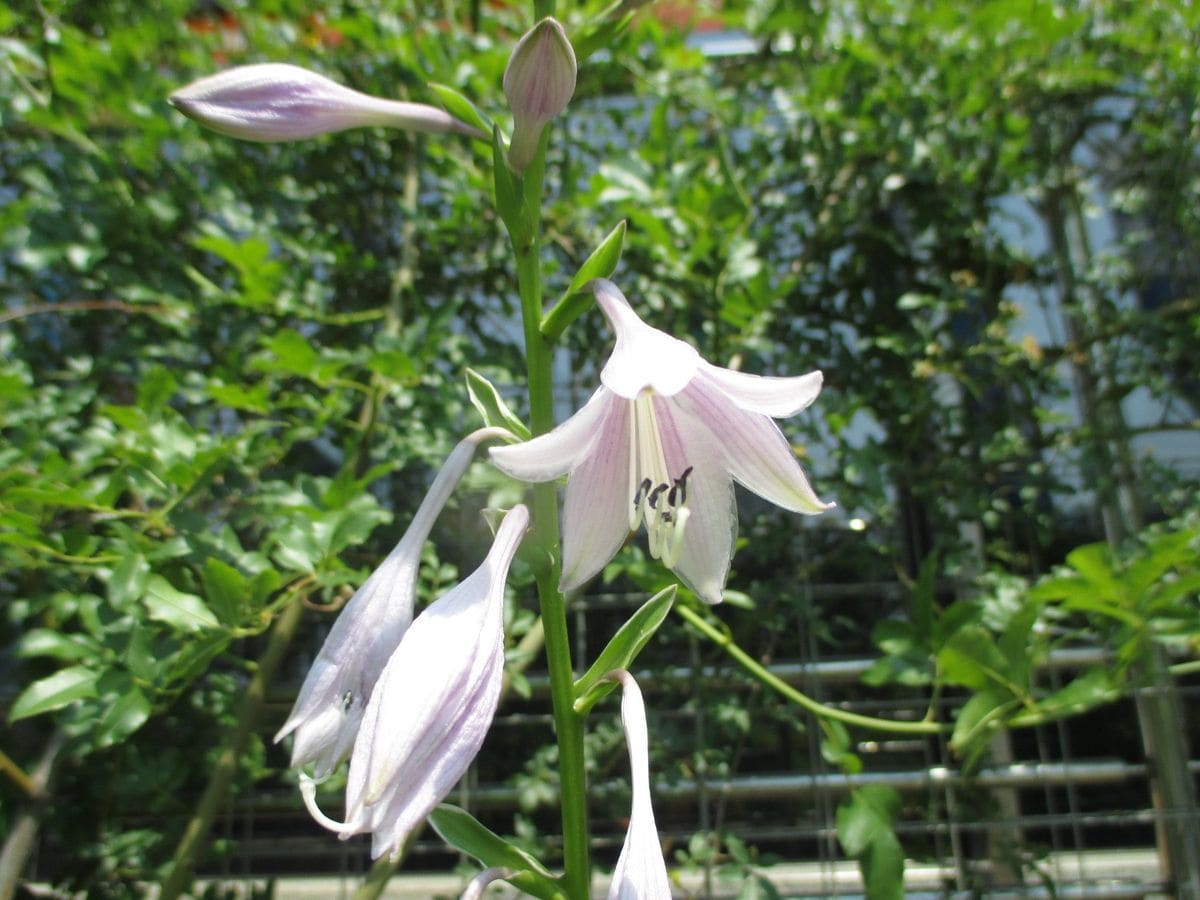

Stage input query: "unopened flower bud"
[
  {"left": 170, "top": 63, "right": 481, "bottom": 143},
  {"left": 503, "top": 17, "right": 576, "bottom": 171}
]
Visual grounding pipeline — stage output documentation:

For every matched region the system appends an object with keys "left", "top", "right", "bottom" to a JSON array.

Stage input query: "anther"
[
  {"left": 634, "top": 478, "right": 653, "bottom": 507},
  {"left": 647, "top": 483, "right": 668, "bottom": 509},
  {"left": 341, "top": 690, "right": 354, "bottom": 712}
]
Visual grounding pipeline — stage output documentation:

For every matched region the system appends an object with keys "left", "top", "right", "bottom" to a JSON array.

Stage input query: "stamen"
[
  {"left": 661, "top": 507, "right": 691, "bottom": 568},
  {"left": 626, "top": 394, "right": 693, "bottom": 569},
  {"left": 341, "top": 690, "right": 354, "bottom": 712}
]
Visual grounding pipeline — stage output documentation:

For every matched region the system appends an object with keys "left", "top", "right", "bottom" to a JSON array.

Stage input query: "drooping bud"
[
  {"left": 606, "top": 670, "right": 672, "bottom": 899},
  {"left": 502, "top": 18, "right": 577, "bottom": 171},
  {"left": 170, "top": 63, "right": 482, "bottom": 143},
  {"left": 301, "top": 505, "right": 531, "bottom": 861},
  {"left": 274, "top": 427, "right": 513, "bottom": 778}
]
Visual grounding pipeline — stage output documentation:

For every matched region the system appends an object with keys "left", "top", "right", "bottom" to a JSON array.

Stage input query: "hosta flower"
[
  {"left": 301, "top": 505, "right": 530, "bottom": 860},
  {"left": 607, "top": 670, "right": 671, "bottom": 900},
  {"left": 503, "top": 17, "right": 576, "bottom": 171},
  {"left": 490, "top": 279, "right": 831, "bottom": 604},
  {"left": 170, "top": 63, "right": 481, "bottom": 142},
  {"left": 275, "top": 427, "right": 510, "bottom": 777}
]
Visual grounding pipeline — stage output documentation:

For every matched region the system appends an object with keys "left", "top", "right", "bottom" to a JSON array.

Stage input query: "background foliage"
[{"left": 2, "top": 0, "right": 1198, "bottom": 895}]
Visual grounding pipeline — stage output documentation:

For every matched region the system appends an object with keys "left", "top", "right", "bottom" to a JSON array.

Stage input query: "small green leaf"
[
  {"left": 93, "top": 684, "right": 152, "bottom": 747},
  {"left": 137, "top": 365, "right": 177, "bottom": 414},
  {"left": 428, "top": 805, "right": 560, "bottom": 900},
  {"left": 541, "top": 220, "right": 626, "bottom": 340},
  {"left": 9, "top": 665, "right": 99, "bottom": 722},
  {"left": 427, "top": 82, "right": 492, "bottom": 136},
  {"left": 17, "top": 629, "right": 99, "bottom": 663},
  {"left": 937, "top": 625, "right": 1011, "bottom": 691},
  {"left": 143, "top": 574, "right": 220, "bottom": 631},
  {"left": 1065, "top": 543, "right": 1123, "bottom": 601},
  {"left": 492, "top": 126, "right": 526, "bottom": 243},
  {"left": 107, "top": 553, "right": 151, "bottom": 610},
  {"left": 202, "top": 557, "right": 247, "bottom": 626},
  {"left": 465, "top": 368, "right": 530, "bottom": 440},
  {"left": 1035, "top": 668, "right": 1116, "bottom": 719},
  {"left": 573, "top": 586, "right": 676, "bottom": 714},
  {"left": 836, "top": 786, "right": 904, "bottom": 900},
  {"left": 949, "top": 688, "right": 1017, "bottom": 764}
]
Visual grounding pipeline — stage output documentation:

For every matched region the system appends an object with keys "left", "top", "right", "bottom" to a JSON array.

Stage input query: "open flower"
[
  {"left": 490, "top": 279, "right": 831, "bottom": 604},
  {"left": 170, "top": 63, "right": 481, "bottom": 142},
  {"left": 301, "top": 505, "right": 530, "bottom": 860},
  {"left": 606, "top": 670, "right": 671, "bottom": 899},
  {"left": 275, "top": 427, "right": 511, "bottom": 778}
]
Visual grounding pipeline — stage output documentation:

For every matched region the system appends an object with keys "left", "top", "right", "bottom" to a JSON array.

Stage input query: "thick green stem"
[
  {"left": 514, "top": 221, "right": 590, "bottom": 899},
  {"left": 677, "top": 605, "right": 947, "bottom": 736},
  {"left": 159, "top": 596, "right": 305, "bottom": 900}
]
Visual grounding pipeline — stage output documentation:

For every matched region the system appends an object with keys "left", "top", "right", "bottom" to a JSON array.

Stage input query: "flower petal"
[
  {"left": 594, "top": 279, "right": 700, "bottom": 399},
  {"left": 327, "top": 506, "right": 529, "bottom": 858},
  {"left": 676, "top": 377, "right": 831, "bottom": 516},
  {"left": 607, "top": 671, "right": 671, "bottom": 900},
  {"left": 653, "top": 398, "right": 737, "bottom": 604},
  {"left": 275, "top": 430, "right": 506, "bottom": 777},
  {"left": 700, "top": 364, "right": 824, "bottom": 418},
  {"left": 490, "top": 387, "right": 613, "bottom": 482},
  {"left": 559, "top": 398, "right": 633, "bottom": 593}
]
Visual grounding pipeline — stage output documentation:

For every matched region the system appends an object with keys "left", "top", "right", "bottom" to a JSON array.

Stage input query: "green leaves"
[
  {"left": 573, "top": 586, "right": 676, "bottom": 714},
  {"left": 836, "top": 786, "right": 905, "bottom": 900},
  {"left": 466, "top": 367, "right": 531, "bottom": 439},
  {"left": 9, "top": 665, "right": 100, "bottom": 722},
  {"left": 428, "top": 805, "right": 562, "bottom": 900}
]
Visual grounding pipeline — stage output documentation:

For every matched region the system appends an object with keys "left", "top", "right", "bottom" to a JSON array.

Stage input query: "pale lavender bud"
[
  {"left": 169, "top": 63, "right": 482, "bottom": 142},
  {"left": 274, "top": 427, "right": 514, "bottom": 778},
  {"left": 606, "top": 670, "right": 672, "bottom": 899},
  {"left": 301, "top": 505, "right": 531, "bottom": 861},
  {"left": 502, "top": 17, "right": 577, "bottom": 171}
]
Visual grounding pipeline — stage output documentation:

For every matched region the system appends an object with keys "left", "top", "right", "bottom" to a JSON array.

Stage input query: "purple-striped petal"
[
  {"left": 594, "top": 280, "right": 699, "bottom": 400},
  {"left": 560, "top": 399, "right": 634, "bottom": 593},
  {"left": 490, "top": 387, "right": 614, "bottom": 482},
  {"left": 653, "top": 398, "right": 737, "bottom": 604},
  {"left": 170, "top": 63, "right": 480, "bottom": 143},
  {"left": 699, "top": 364, "right": 823, "bottom": 418},
  {"left": 675, "top": 379, "right": 831, "bottom": 516},
  {"left": 303, "top": 506, "right": 530, "bottom": 860},
  {"left": 276, "top": 428, "right": 510, "bottom": 777}
]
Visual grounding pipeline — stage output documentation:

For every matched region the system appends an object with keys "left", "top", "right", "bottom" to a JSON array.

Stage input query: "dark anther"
[
  {"left": 341, "top": 690, "right": 354, "bottom": 711},
  {"left": 672, "top": 466, "right": 694, "bottom": 506},
  {"left": 647, "top": 483, "right": 668, "bottom": 509},
  {"left": 634, "top": 478, "right": 653, "bottom": 506},
  {"left": 662, "top": 511, "right": 674, "bottom": 524}
]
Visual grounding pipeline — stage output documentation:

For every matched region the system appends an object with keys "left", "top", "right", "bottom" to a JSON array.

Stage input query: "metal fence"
[{"left": 168, "top": 583, "right": 1200, "bottom": 899}]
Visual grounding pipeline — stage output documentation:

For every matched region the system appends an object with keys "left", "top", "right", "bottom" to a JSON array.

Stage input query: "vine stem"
[
  {"left": 512, "top": 185, "right": 590, "bottom": 897},
  {"left": 676, "top": 604, "right": 948, "bottom": 736}
]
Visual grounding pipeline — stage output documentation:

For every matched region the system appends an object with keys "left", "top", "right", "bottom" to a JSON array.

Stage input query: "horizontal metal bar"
[
  {"left": 461, "top": 759, "right": 1179, "bottom": 808},
  {"left": 518, "top": 646, "right": 1115, "bottom": 696}
]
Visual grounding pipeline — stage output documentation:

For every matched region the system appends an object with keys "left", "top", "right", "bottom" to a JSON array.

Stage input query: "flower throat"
[{"left": 628, "top": 394, "right": 693, "bottom": 568}]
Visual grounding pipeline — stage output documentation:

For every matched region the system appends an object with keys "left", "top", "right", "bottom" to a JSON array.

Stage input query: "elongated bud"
[
  {"left": 503, "top": 18, "right": 576, "bottom": 171},
  {"left": 170, "top": 63, "right": 482, "bottom": 142}
]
